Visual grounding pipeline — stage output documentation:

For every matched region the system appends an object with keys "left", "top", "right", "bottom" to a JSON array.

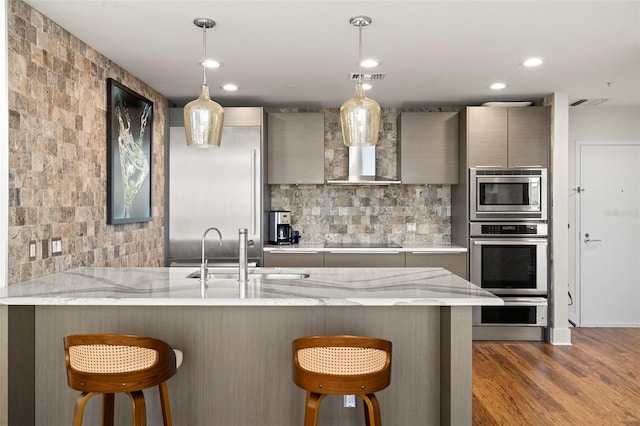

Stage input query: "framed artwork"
[{"left": 106, "top": 78, "right": 153, "bottom": 224}]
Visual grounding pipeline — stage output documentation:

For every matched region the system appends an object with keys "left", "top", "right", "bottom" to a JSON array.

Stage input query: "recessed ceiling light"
[
  {"left": 490, "top": 82, "right": 506, "bottom": 90},
  {"left": 523, "top": 57, "right": 543, "bottom": 67},
  {"left": 202, "top": 59, "right": 221, "bottom": 68},
  {"left": 361, "top": 59, "right": 380, "bottom": 68},
  {"left": 222, "top": 84, "right": 238, "bottom": 91}
]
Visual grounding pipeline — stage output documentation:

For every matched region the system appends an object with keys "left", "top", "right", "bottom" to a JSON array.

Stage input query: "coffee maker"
[{"left": 268, "top": 211, "right": 292, "bottom": 245}]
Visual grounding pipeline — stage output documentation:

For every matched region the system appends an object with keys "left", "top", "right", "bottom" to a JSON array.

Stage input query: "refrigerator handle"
[{"left": 251, "top": 148, "right": 257, "bottom": 236}]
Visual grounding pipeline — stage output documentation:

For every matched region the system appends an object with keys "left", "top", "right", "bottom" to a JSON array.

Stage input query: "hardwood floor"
[{"left": 472, "top": 328, "right": 640, "bottom": 425}]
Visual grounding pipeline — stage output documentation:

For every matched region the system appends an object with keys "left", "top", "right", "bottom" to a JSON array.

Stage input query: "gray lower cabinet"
[
  {"left": 399, "top": 111, "right": 459, "bottom": 184},
  {"left": 264, "top": 250, "right": 468, "bottom": 274},
  {"left": 263, "top": 251, "right": 324, "bottom": 267},
  {"left": 405, "top": 252, "right": 467, "bottom": 278},
  {"left": 267, "top": 112, "right": 325, "bottom": 184},
  {"left": 324, "top": 252, "right": 405, "bottom": 267}
]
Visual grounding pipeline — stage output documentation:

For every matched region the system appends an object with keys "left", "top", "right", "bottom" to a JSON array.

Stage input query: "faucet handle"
[{"left": 247, "top": 239, "right": 255, "bottom": 248}]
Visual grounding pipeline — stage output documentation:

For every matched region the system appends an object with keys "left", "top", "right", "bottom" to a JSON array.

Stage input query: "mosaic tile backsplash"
[{"left": 270, "top": 184, "right": 452, "bottom": 245}]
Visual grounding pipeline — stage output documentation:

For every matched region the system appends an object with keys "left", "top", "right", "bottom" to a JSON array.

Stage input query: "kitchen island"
[{"left": 1, "top": 267, "right": 500, "bottom": 426}]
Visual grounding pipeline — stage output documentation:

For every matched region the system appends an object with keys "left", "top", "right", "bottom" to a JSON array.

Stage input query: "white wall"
[
  {"left": 568, "top": 106, "right": 640, "bottom": 321},
  {"left": 548, "top": 93, "right": 571, "bottom": 345}
]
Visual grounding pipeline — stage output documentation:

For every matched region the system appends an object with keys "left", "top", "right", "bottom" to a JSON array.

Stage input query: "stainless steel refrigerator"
[{"left": 166, "top": 107, "right": 266, "bottom": 266}]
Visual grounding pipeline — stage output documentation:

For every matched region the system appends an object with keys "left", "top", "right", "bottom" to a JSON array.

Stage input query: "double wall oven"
[{"left": 468, "top": 168, "right": 549, "bottom": 339}]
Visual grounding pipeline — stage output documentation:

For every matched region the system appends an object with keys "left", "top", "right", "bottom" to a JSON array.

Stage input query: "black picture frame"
[{"left": 106, "top": 78, "right": 153, "bottom": 224}]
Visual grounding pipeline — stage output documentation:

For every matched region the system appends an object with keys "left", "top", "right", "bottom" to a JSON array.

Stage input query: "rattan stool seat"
[
  {"left": 64, "top": 334, "right": 180, "bottom": 426},
  {"left": 293, "top": 335, "right": 392, "bottom": 426}
]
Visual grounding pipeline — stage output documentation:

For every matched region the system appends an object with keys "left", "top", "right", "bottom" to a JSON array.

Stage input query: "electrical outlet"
[
  {"left": 41, "top": 239, "right": 49, "bottom": 259},
  {"left": 29, "top": 240, "right": 37, "bottom": 260},
  {"left": 51, "top": 237, "right": 62, "bottom": 256},
  {"left": 343, "top": 395, "right": 356, "bottom": 408}
]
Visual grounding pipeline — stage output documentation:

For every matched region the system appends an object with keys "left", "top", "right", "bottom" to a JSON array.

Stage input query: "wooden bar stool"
[
  {"left": 63, "top": 334, "right": 182, "bottom": 426},
  {"left": 292, "top": 335, "right": 392, "bottom": 426}
]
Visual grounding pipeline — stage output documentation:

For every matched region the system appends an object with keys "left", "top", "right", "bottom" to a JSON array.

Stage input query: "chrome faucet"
[
  {"left": 238, "top": 228, "right": 254, "bottom": 284},
  {"left": 200, "top": 227, "right": 223, "bottom": 292}
]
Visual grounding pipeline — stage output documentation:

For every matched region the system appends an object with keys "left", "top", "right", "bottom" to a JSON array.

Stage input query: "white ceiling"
[{"left": 24, "top": 0, "right": 640, "bottom": 108}]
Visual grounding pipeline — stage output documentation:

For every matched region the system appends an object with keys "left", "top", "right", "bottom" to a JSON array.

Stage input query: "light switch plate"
[
  {"left": 29, "top": 240, "right": 37, "bottom": 260},
  {"left": 52, "top": 237, "right": 62, "bottom": 256}
]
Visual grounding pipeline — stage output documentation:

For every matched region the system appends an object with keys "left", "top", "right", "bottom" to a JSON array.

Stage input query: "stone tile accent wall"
[
  {"left": 7, "top": 0, "right": 167, "bottom": 284},
  {"left": 268, "top": 107, "right": 459, "bottom": 244}
]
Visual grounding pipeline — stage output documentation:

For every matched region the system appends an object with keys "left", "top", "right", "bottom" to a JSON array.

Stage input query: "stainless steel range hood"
[{"left": 326, "top": 146, "right": 401, "bottom": 185}]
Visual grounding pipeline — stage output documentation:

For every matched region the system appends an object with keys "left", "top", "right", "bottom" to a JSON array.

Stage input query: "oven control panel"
[{"left": 470, "top": 222, "right": 548, "bottom": 237}]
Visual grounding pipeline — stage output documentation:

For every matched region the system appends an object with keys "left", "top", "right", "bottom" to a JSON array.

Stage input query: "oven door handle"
[
  {"left": 500, "top": 297, "right": 548, "bottom": 306},
  {"left": 472, "top": 239, "right": 547, "bottom": 245}
]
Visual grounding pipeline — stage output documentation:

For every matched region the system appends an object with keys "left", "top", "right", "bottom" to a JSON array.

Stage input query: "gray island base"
[{"left": 1, "top": 267, "right": 501, "bottom": 425}]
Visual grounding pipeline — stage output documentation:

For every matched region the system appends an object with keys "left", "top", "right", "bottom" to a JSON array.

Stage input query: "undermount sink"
[{"left": 186, "top": 270, "right": 309, "bottom": 280}]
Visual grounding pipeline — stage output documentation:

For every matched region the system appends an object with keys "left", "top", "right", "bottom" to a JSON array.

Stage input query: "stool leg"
[
  {"left": 304, "top": 391, "right": 326, "bottom": 426},
  {"left": 158, "top": 382, "right": 173, "bottom": 426},
  {"left": 127, "top": 390, "right": 147, "bottom": 426},
  {"left": 102, "top": 393, "right": 115, "bottom": 426},
  {"left": 362, "top": 393, "right": 382, "bottom": 426},
  {"left": 73, "top": 392, "right": 97, "bottom": 426}
]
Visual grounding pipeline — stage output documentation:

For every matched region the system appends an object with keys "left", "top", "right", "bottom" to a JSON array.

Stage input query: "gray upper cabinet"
[
  {"left": 466, "top": 106, "right": 549, "bottom": 168},
  {"left": 267, "top": 112, "right": 325, "bottom": 184},
  {"left": 507, "top": 107, "right": 550, "bottom": 168},
  {"left": 466, "top": 107, "right": 508, "bottom": 168},
  {"left": 399, "top": 112, "right": 459, "bottom": 184}
]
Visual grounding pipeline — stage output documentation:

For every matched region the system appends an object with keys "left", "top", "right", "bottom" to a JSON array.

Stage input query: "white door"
[{"left": 578, "top": 142, "right": 640, "bottom": 326}]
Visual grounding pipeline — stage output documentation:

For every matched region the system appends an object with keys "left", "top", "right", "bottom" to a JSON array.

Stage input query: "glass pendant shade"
[
  {"left": 340, "top": 81, "right": 381, "bottom": 147},
  {"left": 184, "top": 83, "right": 224, "bottom": 147},
  {"left": 184, "top": 17, "right": 224, "bottom": 148}
]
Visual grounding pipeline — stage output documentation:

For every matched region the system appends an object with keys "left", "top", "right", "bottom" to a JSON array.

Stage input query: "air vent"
[
  {"left": 349, "top": 72, "right": 387, "bottom": 81},
  {"left": 570, "top": 98, "right": 612, "bottom": 107}
]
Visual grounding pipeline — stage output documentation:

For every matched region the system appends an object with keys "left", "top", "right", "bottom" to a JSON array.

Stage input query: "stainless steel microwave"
[{"left": 470, "top": 168, "right": 547, "bottom": 221}]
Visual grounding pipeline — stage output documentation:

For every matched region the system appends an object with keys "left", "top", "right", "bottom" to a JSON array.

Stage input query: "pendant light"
[
  {"left": 340, "top": 15, "right": 381, "bottom": 147},
  {"left": 184, "top": 17, "right": 224, "bottom": 148}
]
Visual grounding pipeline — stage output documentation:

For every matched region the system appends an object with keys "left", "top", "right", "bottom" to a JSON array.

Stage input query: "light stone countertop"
[{"left": 0, "top": 266, "right": 499, "bottom": 307}]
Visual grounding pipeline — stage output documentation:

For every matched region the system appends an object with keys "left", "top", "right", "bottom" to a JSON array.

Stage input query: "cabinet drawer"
[
  {"left": 405, "top": 252, "right": 467, "bottom": 278},
  {"left": 263, "top": 251, "right": 324, "bottom": 267},
  {"left": 324, "top": 252, "right": 405, "bottom": 267}
]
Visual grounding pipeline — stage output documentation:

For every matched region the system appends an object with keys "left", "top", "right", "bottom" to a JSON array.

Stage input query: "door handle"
[{"left": 584, "top": 233, "right": 602, "bottom": 243}]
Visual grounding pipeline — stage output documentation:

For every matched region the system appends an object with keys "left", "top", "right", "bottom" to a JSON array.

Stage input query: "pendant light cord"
[
  {"left": 358, "top": 23, "right": 363, "bottom": 84},
  {"left": 202, "top": 25, "right": 207, "bottom": 86}
]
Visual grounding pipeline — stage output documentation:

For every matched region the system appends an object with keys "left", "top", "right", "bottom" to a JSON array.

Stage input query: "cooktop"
[{"left": 324, "top": 242, "right": 402, "bottom": 249}]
